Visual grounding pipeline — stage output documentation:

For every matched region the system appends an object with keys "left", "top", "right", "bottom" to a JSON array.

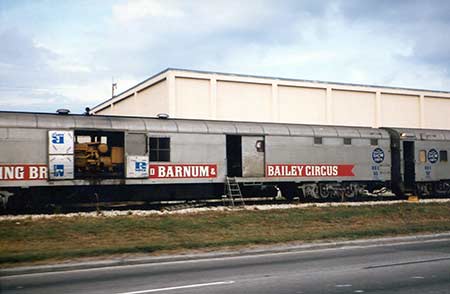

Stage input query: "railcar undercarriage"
[
  {"left": 299, "top": 182, "right": 395, "bottom": 200},
  {"left": 416, "top": 181, "right": 450, "bottom": 197},
  {"left": 0, "top": 180, "right": 415, "bottom": 214}
]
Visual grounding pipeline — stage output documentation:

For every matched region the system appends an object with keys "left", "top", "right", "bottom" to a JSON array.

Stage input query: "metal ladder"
[{"left": 225, "top": 177, "right": 245, "bottom": 207}]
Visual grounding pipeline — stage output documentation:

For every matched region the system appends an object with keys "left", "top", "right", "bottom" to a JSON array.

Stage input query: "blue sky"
[{"left": 1, "top": 0, "right": 449, "bottom": 113}]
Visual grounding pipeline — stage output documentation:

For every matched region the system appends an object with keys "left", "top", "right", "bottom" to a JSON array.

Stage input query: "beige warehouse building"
[{"left": 91, "top": 68, "right": 450, "bottom": 130}]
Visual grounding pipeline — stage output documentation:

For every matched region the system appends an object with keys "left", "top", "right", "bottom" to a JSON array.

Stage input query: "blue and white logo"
[
  {"left": 54, "top": 164, "right": 65, "bottom": 177},
  {"left": 135, "top": 161, "right": 147, "bottom": 172},
  {"left": 51, "top": 133, "right": 65, "bottom": 144},
  {"left": 372, "top": 148, "right": 385, "bottom": 163},
  {"left": 428, "top": 149, "right": 439, "bottom": 164}
]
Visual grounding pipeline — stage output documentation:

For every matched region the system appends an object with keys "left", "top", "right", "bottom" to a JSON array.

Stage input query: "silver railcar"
[
  {"left": 384, "top": 128, "right": 450, "bottom": 196},
  {"left": 3, "top": 111, "right": 447, "bottom": 210}
]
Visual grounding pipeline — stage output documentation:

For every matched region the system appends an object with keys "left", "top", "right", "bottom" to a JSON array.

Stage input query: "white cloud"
[
  {"left": 56, "top": 75, "right": 140, "bottom": 107},
  {"left": 110, "top": 0, "right": 276, "bottom": 38},
  {"left": 1, "top": 0, "right": 450, "bottom": 114},
  {"left": 0, "top": 97, "right": 57, "bottom": 108},
  {"left": 201, "top": 4, "right": 450, "bottom": 93},
  {"left": 112, "top": 0, "right": 184, "bottom": 23}
]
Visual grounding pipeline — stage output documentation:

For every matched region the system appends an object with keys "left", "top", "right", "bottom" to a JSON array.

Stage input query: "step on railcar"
[{"left": 0, "top": 111, "right": 449, "bottom": 211}]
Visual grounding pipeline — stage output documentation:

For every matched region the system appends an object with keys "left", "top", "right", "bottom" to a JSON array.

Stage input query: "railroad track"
[
  {"left": 2, "top": 197, "right": 450, "bottom": 218},
  {"left": 0, "top": 194, "right": 411, "bottom": 215}
]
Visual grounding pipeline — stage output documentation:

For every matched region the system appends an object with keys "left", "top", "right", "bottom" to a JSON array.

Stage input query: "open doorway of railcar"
[
  {"left": 226, "top": 135, "right": 265, "bottom": 178},
  {"left": 226, "top": 135, "right": 243, "bottom": 177},
  {"left": 402, "top": 141, "right": 416, "bottom": 191},
  {"left": 74, "top": 130, "right": 124, "bottom": 179}
]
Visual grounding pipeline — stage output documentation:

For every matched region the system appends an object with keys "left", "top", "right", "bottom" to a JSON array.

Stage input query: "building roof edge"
[
  {"left": 90, "top": 68, "right": 171, "bottom": 112},
  {"left": 91, "top": 67, "right": 450, "bottom": 112}
]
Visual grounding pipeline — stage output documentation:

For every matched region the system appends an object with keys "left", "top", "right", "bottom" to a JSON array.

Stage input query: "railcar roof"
[
  {"left": 385, "top": 127, "right": 450, "bottom": 141},
  {"left": 0, "top": 110, "right": 412, "bottom": 139}
]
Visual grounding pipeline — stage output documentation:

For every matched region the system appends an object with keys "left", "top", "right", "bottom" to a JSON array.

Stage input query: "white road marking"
[
  {"left": 115, "top": 280, "right": 235, "bottom": 294},
  {"left": 365, "top": 257, "right": 450, "bottom": 269},
  {"left": 411, "top": 276, "right": 425, "bottom": 279},
  {"left": 335, "top": 284, "right": 352, "bottom": 287}
]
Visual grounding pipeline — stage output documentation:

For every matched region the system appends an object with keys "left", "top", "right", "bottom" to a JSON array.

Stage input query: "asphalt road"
[{"left": 1, "top": 238, "right": 450, "bottom": 294}]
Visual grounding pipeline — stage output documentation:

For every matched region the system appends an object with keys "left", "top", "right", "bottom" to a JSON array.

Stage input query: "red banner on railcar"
[
  {"left": 0, "top": 165, "right": 48, "bottom": 180},
  {"left": 149, "top": 164, "right": 217, "bottom": 179},
  {"left": 266, "top": 164, "right": 355, "bottom": 177}
]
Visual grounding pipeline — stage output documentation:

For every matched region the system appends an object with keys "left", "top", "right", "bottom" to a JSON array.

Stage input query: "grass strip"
[{"left": 1, "top": 202, "right": 450, "bottom": 267}]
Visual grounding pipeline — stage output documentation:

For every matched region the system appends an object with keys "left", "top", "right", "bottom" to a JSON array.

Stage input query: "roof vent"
[
  {"left": 56, "top": 109, "right": 70, "bottom": 115},
  {"left": 157, "top": 113, "right": 169, "bottom": 119},
  {"left": 400, "top": 132, "right": 415, "bottom": 138}
]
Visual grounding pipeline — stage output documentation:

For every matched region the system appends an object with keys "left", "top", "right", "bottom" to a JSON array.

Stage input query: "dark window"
[
  {"left": 255, "top": 140, "right": 265, "bottom": 152},
  {"left": 440, "top": 150, "right": 448, "bottom": 162},
  {"left": 314, "top": 137, "right": 322, "bottom": 144},
  {"left": 344, "top": 138, "right": 352, "bottom": 145},
  {"left": 370, "top": 138, "right": 378, "bottom": 146},
  {"left": 149, "top": 137, "right": 170, "bottom": 162}
]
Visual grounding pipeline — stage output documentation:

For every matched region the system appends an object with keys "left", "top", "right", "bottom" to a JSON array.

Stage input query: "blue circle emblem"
[
  {"left": 372, "top": 148, "right": 385, "bottom": 163},
  {"left": 428, "top": 149, "right": 439, "bottom": 164}
]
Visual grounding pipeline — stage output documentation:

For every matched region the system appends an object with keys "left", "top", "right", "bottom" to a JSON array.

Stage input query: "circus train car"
[{"left": 0, "top": 111, "right": 449, "bottom": 211}]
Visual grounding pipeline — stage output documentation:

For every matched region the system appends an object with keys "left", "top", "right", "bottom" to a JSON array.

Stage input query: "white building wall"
[
  {"left": 134, "top": 79, "right": 169, "bottom": 116},
  {"left": 423, "top": 97, "right": 450, "bottom": 129},
  {"left": 381, "top": 93, "right": 420, "bottom": 128},
  {"left": 333, "top": 90, "right": 376, "bottom": 127},
  {"left": 93, "top": 74, "right": 169, "bottom": 117},
  {"left": 109, "top": 96, "right": 135, "bottom": 114},
  {"left": 95, "top": 105, "right": 114, "bottom": 115},
  {"left": 278, "top": 86, "right": 326, "bottom": 124},
  {"left": 216, "top": 81, "right": 272, "bottom": 122},
  {"left": 175, "top": 77, "right": 210, "bottom": 119},
  {"left": 92, "top": 69, "right": 450, "bottom": 130}
]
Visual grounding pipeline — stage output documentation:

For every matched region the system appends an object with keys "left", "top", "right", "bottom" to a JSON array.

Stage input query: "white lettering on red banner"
[
  {"left": 266, "top": 164, "right": 355, "bottom": 177},
  {"left": 0, "top": 165, "right": 48, "bottom": 180},
  {"left": 149, "top": 164, "right": 217, "bottom": 179}
]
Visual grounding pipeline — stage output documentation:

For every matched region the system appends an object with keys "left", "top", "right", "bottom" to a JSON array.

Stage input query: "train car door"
[
  {"left": 403, "top": 141, "right": 416, "bottom": 190},
  {"left": 242, "top": 136, "right": 265, "bottom": 177},
  {"left": 226, "top": 135, "right": 242, "bottom": 177},
  {"left": 48, "top": 130, "right": 74, "bottom": 180}
]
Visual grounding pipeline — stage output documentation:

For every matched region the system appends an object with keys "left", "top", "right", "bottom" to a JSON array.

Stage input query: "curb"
[{"left": 2, "top": 232, "right": 450, "bottom": 277}]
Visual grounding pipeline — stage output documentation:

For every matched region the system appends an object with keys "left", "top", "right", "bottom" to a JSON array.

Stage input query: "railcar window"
[
  {"left": 255, "top": 140, "right": 265, "bottom": 152},
  {"left": 440, "top": 150, "right": 448, "bottom": 162},
  {"left": 344, "top": 138, "right": 352, "bottom": 145},
  {"left": 314, "top": 137, "right": 322, "bottom": 144},
  {"left": 149, "top": 137, "right": 170, "bottom": 162},
  {"left": 370, "top": 138, "right": 378, "bottom": 146},
  {"left": 419, "top": 150, "right": 427, "bottom": 163}
]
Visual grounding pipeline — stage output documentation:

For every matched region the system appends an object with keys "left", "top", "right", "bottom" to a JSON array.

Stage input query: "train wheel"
[
  {"left": 303, "top": 184, "right": 319, "bottom": 199},
  {"left": 344, "top": 185, "right": 356, "bottom": 198},
  {"left": 319, "top": 184, "right": 331, "bottom": 199},
  {"left": 0, "top": 191, "right": 13, "bottom": 211}
]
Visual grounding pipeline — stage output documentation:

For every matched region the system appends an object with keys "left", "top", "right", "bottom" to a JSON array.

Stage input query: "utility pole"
[{"left": 112, "top": 77, "right": 117, "bottom": 98}]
